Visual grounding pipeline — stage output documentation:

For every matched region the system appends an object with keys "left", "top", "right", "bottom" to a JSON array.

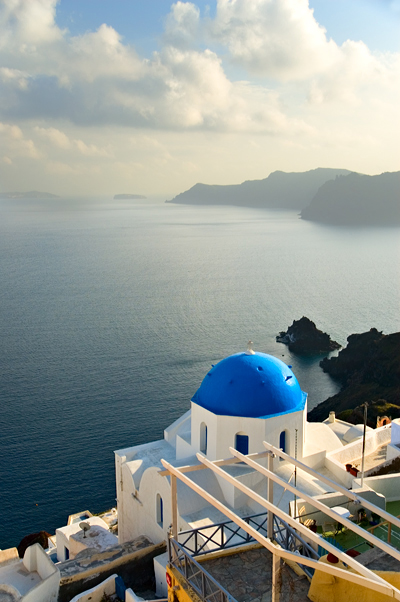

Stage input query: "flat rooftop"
[
  {"left": 0, "top": 562, "right": 41, "bottom": 597},
  {"left": 201, "top": 546, "right": 310, "bottom": 602}
]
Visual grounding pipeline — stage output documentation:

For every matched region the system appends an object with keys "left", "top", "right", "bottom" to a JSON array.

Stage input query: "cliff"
[
  {"left": 167, "top": 168, "right": 352, "bottom": 210},
  {"left": 277, "top": 317, "right": 340, "bottom": 354},
  {"left": 301, "top": 171, "right": 400, "bottom": 226},
  {"left": 308, "top": 329, "right": 400, "bottom": 422}
]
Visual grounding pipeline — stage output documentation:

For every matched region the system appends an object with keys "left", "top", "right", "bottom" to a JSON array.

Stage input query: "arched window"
[
  {"left": 200, "top": 422, "right": 208, "bottom": 454},
  {"left": 235, "top": 432, "right": 249, "bottom": 455},
  {"left": 156, "top": 493, "right": 163, "bottom": 528},
  {"left": 279, "top": 430, "right": 288, "bottom": 461},
  {"left": 279, "top": 430, "right": 286, "bottom": 453}
]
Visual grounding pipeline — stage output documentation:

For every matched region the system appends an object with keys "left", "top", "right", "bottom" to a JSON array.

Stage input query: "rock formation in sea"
[
  {"left": 308, "top": 329, "right": 400, "bottom": 422},
  {"left": 301, "top": 171, "right": 400, "bottom": 226},
  {"left": 276, "top": 316, "right": 341, "bottom": 354}
]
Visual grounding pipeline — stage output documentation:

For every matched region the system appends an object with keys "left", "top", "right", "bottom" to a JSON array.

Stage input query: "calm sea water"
[{"left": 1, "top": 197, "right": 399, "bottom": 549}]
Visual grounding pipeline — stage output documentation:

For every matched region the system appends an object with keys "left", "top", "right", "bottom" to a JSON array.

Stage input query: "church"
[{"left": 114, "top": 345, "right": 398, "bottom": 547}]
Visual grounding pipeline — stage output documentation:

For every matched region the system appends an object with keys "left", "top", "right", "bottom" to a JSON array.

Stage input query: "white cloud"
[
  {"left": 164, "top": 2, "right": 201, "bottom": 48},
  {"left": 209, "top": 0, "right": 338, "bottom": 80},
  {"left": 0, "top": 122, "right": 40, "bottom": 158},
  {"left": 34, "top": 126, "right": 71, "bottom": 148}
]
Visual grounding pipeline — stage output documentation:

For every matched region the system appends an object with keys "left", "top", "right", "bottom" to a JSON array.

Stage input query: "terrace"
[{"left": 160, "top": 442, "right": 400, "bottom": 602}]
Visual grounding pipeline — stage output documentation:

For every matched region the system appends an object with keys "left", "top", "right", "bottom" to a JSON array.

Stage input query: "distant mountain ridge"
[
  {"left": 113, "top": 194, "right": 146, "bottom": 200},
  {"left": 0, "top": 191, "right": 60, "bottom": 199},
  {"left": 167, "top": 168, "right": 353, "bottom": 210},
  {"left": 301, "top": 171, "right": 400, "bottom": 226}
]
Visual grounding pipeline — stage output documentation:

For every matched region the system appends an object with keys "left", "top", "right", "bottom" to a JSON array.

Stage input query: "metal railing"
[
  {"left": 174, "top": 511, "right": 319, "bottom": 580},
  {"left": 177, "top": 511, "right": 269, "bottom": 556},
  {"left": 169, "top": 538, "right": 238, "bottom": 602},
  {"left": 273, "top": 515, "right": 320, "bottom": 578}
]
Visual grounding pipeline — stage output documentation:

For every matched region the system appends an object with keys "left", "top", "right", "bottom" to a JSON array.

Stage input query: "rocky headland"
[
  {"left": 277, "top": 317, "right": 340, "bottom": 354},
  {"left": 167, "top": 168, "right": 352, "bottom": 210},
  {"left": 308, "top": 328, "right": 400, "bottom": 423},
  {"left": 301, "top": 171, "right": 400, "bottom": 226}
]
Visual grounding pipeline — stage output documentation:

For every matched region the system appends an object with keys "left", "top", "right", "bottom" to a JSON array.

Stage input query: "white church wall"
[
  {"left": 124, "top": 466, "right": 171, "bottom": 545},
  {"left": 190, "top": 403, "right": 305, "bottom": 463},
  {"left": 164, "top": 410, "right": 191, "bottom": 446},
  {"left": 176, "top": 432, "right": 195, "bottom": 460}
]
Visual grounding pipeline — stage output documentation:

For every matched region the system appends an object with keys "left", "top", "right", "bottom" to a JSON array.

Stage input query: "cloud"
[
  {"left": 208, "top": 0, "right": 339, "bottom": 80},
  {"left": 0, "top": 122, "right": 40, "bottom": 158},
  {"left": 34, "top": 126, "right": 71, "bottom": 148},
  {"left": 0, "top": 0, "right": 399, "bottom": 196},
  {"left": 0, "top": 0, "right": 303, "bottom": 133},
  {"left": 164, "top": 2, "right": 201, "bottom": 48}
]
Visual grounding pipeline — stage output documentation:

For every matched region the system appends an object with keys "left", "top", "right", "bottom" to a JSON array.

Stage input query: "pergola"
[{"left": 160, "top": 441, "right": 400, "bottom": 601}]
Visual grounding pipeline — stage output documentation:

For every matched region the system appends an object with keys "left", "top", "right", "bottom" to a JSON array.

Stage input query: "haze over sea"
[{"left": 1, "top": 197, "right": 399, "bottom": 549}]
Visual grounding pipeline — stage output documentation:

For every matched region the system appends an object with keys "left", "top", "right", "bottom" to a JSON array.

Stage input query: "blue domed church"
[
  {"left": 114, "top": 347, "right": 397, "bottom": 596},
  {"left": 189, "top": 350, "right": 307, "bottom": 462},
  {"left": 115, "top": 346, "right": 349, "bottom": 585}
]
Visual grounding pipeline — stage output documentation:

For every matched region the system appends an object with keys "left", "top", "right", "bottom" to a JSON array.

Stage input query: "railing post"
[
  {"left": 171, "top": 474, "right": 178, "bottom": 539},
  {"left": 272, "top": 550, "right": 282, "bottom": 602},
  {"left": 268, "top": 452, "right": 274, "bottom": 540}
]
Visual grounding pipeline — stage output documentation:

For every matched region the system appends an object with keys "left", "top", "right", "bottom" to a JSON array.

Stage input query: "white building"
[
  {"left": 56, "top": 516, "right": 118, "bottom": 562},
  {"left": 0, "top": 543, "right": 60, "bottom": 602},
  {"left": 115, "top": 347, "right": 397, "bottom": 546}
]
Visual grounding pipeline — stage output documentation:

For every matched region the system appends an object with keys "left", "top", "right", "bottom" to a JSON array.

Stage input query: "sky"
[{"left": 0, "top": 0, "right": 399, "bottom": 197}]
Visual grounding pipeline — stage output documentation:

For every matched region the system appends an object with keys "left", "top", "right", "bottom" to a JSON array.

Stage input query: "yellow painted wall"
[
  {"left": 308, "top": 555, "right": 400, "bottom": 602},
  {"left": 166, "top": 566, "right": 202, "bottom": 602}
]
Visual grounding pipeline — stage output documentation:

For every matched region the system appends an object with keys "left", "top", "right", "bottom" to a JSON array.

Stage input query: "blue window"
[
  {"left": 200, "top": 422, "right": 208, "bottom": 454},
  {"left": 279, "top": 431, "right": 286, "bottom": 453},
  {"left": 235, "top": 433, "right": 249, "bottom": 455},
  {"left": 156, "top": 493, "right": 163, "bottom": 527}
]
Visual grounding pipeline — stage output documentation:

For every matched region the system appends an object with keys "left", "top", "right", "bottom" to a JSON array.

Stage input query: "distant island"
[
  {"left": 308, "top": 328, "right": 400, "bottom": 424},
  {"left": 113, "top": 194, "right": 146, "bottom": 200},
  {"left": 0, "top": 191, "right": 60, "bottom": 199},
  {"left": 277, "top": 317, "right": 340, "bottom": 354},
  {"left": 301, "top": 171, "right": 400, "bottom": 226},
  {"left": 167, "top": 168, "right": 352, "bottom": 210}
]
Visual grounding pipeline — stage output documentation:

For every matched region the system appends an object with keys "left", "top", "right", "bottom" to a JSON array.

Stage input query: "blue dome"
[{"left": 191, "top": 352, "right": 306, "bottom": 419}]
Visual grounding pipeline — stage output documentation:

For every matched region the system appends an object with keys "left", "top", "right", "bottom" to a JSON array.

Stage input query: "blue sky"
[
  {"left": 55, "top": 1, "right": 400, "bottom": 53},
  {"left": 0, "top": 0, "right": 399, "bottom": 196}
]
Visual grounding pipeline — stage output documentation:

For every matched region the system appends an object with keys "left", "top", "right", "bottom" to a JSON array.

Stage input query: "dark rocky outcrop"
[
  {"left": 308, "top": 329, "right": 400, "bottom": 422},
  {"left": 337, "top": 399, "right": 400, "bottom": 429},
  {"left": 276, "top": 317, "right": 340, "bottom": 354},
  {"left": 17, "top": 530, "right": 51, "bottom": 557},
  {"left": 167, "top": 168, "right": 352, "bottom": 210},
  {"left": 301, "top": 171, "right": 400, "bottom": 226}
]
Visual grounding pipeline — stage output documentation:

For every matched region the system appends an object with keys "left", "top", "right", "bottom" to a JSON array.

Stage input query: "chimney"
[{"left": 329, "top": 411, "right": 335, "bottom": 423}]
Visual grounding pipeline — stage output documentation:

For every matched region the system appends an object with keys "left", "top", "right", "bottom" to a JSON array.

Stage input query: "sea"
[{"left": 1, "top": 196, "right": 399, "bottom": 549}]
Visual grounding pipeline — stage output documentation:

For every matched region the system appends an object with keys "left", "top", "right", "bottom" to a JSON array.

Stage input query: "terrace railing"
[
  {"left": 168, "top": 538, "right": 238, "bottom": 602},
  {"left": 176, "top": 511, "right": 269, "bottom": 556},
  {"left": 174, "top": 511, "right": 320, "bottom": 580},
  {"left": 273, "top": 515, "right": 320, "bottom": 578}
]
